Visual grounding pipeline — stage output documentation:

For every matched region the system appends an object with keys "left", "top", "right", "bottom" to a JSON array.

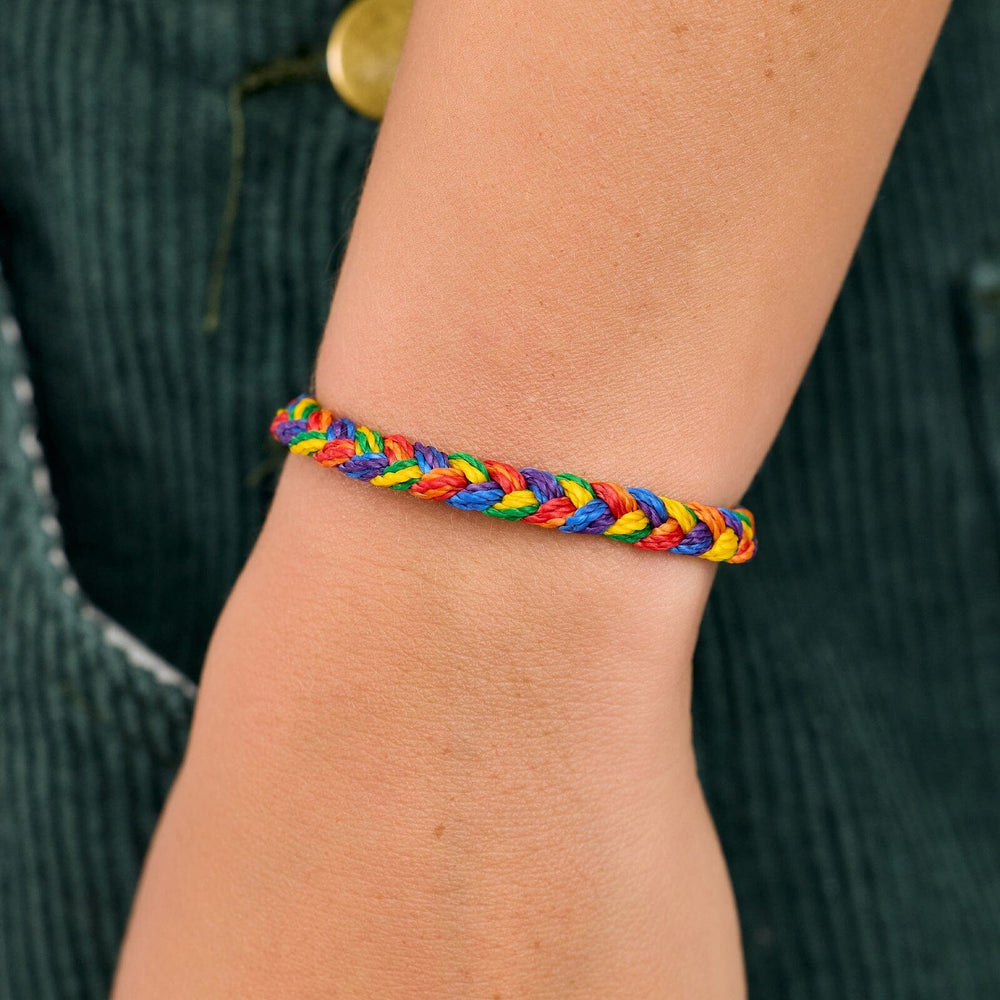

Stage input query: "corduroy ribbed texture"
[{"left": 0, "top": 0, "right": 998, "bottom": 996}]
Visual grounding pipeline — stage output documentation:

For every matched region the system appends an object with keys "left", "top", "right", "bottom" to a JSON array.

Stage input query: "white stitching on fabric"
[{"left": 1, "top": 310, "right": 198, "bottom": 700}]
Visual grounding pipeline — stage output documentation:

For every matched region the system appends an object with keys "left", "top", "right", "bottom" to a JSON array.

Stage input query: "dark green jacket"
[{"left": 1, "top": 0, "right": 998, "bottom": 996}]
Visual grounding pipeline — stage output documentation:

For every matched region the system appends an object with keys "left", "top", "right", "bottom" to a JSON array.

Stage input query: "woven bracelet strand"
[{"left": 270, "top": 394, "right": 758, "bottom": 564}]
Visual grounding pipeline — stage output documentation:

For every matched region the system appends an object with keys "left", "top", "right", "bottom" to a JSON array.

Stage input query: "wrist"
[{"left": 242, "top": 449, "right": 717, "bottom": 705}]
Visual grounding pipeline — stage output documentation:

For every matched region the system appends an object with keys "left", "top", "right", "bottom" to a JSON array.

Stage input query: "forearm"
[
  {"left": 316, "top": 0, "right": 950, "bottom": 507},
  {"left": 112, "top": 0, "right": 951, "bottom": 996}
]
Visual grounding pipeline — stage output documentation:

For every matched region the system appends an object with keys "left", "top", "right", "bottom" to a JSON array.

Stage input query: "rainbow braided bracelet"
[{"left": 270, "top": 394, "right": 758, "bottom": 564}]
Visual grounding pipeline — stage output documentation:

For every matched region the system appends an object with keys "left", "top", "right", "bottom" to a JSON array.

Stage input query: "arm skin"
[{"left": 111, "top": 2, "right": 951, "bottom": 997}]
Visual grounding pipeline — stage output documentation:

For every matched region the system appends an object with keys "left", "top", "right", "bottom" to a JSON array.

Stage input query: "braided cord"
[{"left": 270, "top": 395, "right": 758, "bottom": 564}]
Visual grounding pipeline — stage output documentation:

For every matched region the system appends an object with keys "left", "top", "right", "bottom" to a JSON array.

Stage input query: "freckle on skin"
[
  {"left": 434, "top": 823, "right": 445, "bottom": 838},
  {"left": 790, "top": 2, "right": 803, "bottom": 12},
  {"left": 671, "top": 23, "right": 688, "bottom": 35},
  {"left": 806, "top": 49, "right": 818, "bottom": 60},
  {"left": 764, "top": 68, "right": 775, "bottom": 79}
]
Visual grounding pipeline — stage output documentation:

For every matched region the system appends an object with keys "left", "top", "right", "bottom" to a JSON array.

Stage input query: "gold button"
[{"left": 327, "top": 0, "right": 413, "bottom": 121}]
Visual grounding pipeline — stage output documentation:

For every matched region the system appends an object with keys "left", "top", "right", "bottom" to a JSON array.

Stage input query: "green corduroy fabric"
[{"left": 1, "top": 0, "right": 998, "bottom": 996}]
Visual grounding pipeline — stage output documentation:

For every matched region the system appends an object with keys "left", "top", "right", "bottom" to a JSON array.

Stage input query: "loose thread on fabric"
[{"left": 203, "top": 51, "right": 328, "bottom": 335}]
